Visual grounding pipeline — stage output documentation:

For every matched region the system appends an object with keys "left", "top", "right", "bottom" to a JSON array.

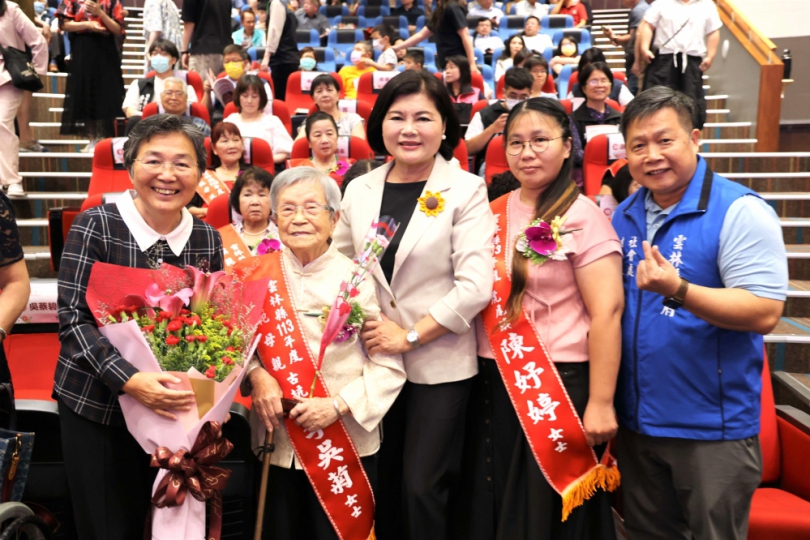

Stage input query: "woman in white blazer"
[{"left": 333, "top": 70, "right": 495, "bottom": 540}]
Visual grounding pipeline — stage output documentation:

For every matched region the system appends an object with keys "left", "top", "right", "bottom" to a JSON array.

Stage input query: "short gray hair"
[
  {"left": 162, "top": 76, "right": 188, "bottom": 93},
  {"left": 124, "top": 114, "right": 207, "bottom": 174},
  {"left": 620, "top": 86, "right": 698, "bottom": 138},
  {"left": 270, "top": 167, "right": 341, "bottom": 217}
]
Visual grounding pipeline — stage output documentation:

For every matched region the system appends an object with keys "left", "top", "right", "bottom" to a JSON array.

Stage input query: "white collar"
[{"left": 116, "top": 190, "right": 194, "bottom": 257}]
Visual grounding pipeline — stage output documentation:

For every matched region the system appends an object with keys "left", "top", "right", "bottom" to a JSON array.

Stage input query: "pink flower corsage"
[
  {"left": 256, "top": 238, "right": 282, "bottom": 255},
  {"left": 515, "top": 216, "right": 581, "bottom": 265}
]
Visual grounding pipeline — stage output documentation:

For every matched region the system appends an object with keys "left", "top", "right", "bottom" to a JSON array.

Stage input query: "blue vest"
[{"left": 612, "top": 157, "right": 763, "bottom": 441}]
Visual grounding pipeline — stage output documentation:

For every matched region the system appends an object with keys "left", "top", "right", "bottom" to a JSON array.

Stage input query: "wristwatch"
[
  {"left": 406, "top": 327, "right": 420, "bottom": 349},
  {"left": 663, "top": 277, "right": 690, "bottom": 310}
]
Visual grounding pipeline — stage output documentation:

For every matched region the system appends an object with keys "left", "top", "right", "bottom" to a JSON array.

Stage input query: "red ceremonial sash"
[
  {"left": 235, "top": 253, "right": 376, "bottom": 540},
  {"left": 219, "top": 224, "right": 253, "bottom": 274},
  {"left": 197, "top": 172, "right": 232, "bottom": 205},
  {"left": 481, "top": 194, "right": 620, "bottom": 520}
]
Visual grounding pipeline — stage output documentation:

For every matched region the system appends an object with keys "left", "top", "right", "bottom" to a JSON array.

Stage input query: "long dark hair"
[
  {"left": 502, "top": 98, "right": 578, "bottom": 323},
  {"left": 429, "top": 0, "right": 453, "bottom": 33},
  {"left": 0, "top": 0, "right": 6, "bottom": 17},
  {"left": 500, "top": 35, "right": 526, "bottom": 60},
  {"left": 445, "top": 55, "right": 472, "bottom": 95}
]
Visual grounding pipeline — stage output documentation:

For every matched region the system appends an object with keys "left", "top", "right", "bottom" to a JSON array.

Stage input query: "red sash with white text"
[
  {"left": 197, "top": 172, "right": 232, "bottom": 205},
  {"left": 218, "top": 225, "right": 252, "bottom": 274},
  {"left": 235, "top": 253, "right": 376, "bottom": 540},
  {"left": 482, "top": 194, "right": 620, "bottom": 520}
]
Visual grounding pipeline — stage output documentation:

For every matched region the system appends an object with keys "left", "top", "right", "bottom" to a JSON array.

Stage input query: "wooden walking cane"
[{"left": 253, "top": 430, "right": 275, "bottom": 540}]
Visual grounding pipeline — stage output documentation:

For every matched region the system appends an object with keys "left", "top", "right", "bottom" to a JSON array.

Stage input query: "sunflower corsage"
[{"left": 515, "top": 216, "right": 581, "bottom": 266}]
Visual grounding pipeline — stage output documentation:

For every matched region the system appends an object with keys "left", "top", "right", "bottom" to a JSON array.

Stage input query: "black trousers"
[
  {"left": 263, "top": 454, "right": 378, "bottom": 540},
  {"left": 376, "top": 378, "right": 473, "bottom": 540},
  {"left": 58, "top": 399, "right": 156, "bottom": 540},
  {"left": 269, "top": 62, "right": 298, "bottom": 102},
  {"left": 644, "top": 53, "right": 707, "bottom": 129}
]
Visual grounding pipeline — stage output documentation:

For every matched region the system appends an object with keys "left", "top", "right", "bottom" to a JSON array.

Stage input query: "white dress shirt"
[
  {"left": 116, "top": 190, "right": 194, "bottom": 256},
  {"left": 644, "top": 0, "right": 722, "bottom": 57},
  {"left": 122, "top": 76, "right": 198, "bottom": 114},
  {"left": 522, "top": 33, "right": 553, "bottom": 53},
  {"left": 513, "top": 0, "right": 550, "bottom": 18},
  {"left": 224, "top": 113, "right": 294, "bottom": 156},
  {"left": 474, "top": 34, "right": 505, "bottom": 52},
  {"left": 468, "top": 5, "right": 505, "bottom": 24}
]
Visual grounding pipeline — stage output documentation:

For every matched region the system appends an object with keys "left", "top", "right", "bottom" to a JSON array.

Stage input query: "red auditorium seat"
[
  {"left": 4, "top": 332, "right": 61, "bottom": 401},
  {"left": 470, "top": 99, "right": 491, "bottom": 123},
  {"left": 496, "top": 71, "right": 556, "bottom": 98},
  {"left": 86, "top": 138, "right": 132, "bottom": 198},
  {"left": 485, "top": 134, "right": 509, "bottom": 185},
  {"left": 203, "top": 193, "right": 233, "bottom": 229},
  {"left": 582, "top": 133, "right": 626, "bottom": 197},
  {"left": 222, "top": 99, "right": 293, "bottom": 136},
  {"left": 144, "top": 69, "right": 204, "bottom": 101},
  {"left": 559, "top": 99, "right": 573, "bottom": 114},
  {"left": 285, "top": 72, "right": 345, "bottom": 113},
  {"left": 748, "top": 354, "right": 810, "bottom": 540},
  {"left": 454, "top": 140, "right": 470, "bottom": 172},
  {"left": 141, "top": 101, "right": 211, "bottom": 126},
  {"left": 356, "top": 71, "right": 401, "bottom": 108},
  {"left": 606, "top": 98, "right": 624, "bottom": 112},
  {"left": 204, "top": 136, "right": 275, "bottom": 174},
  {"left": 290, "top": 136, "right": 373, "bottom": 161}
]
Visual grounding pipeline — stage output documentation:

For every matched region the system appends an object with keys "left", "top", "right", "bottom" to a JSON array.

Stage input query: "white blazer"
[{"left": 334, "top": 155, "right": 496, "bottom": 384}]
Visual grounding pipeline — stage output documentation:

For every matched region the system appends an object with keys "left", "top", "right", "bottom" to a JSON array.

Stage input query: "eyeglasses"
[
  {"left": 586, "top": 78, "right": 611, "bottom": 87},
  {"left": 134, "top": 158, "right": 197, "bottom": 175},
  {"left": 277, "top": 203, "right": 333, "bottom": 218},
  {"left": 162, "top": 90, "right": 185, "bottom": 97},
  {"left": 505, "top": 136, "right": 564, "bottom": 156}
]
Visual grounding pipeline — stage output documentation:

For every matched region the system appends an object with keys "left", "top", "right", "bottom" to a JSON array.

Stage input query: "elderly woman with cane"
[{"left": 243, "top": 167, "right": 406, "bottom": 539}]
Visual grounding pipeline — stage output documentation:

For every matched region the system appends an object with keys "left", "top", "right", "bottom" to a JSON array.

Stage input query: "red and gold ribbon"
[
  {"left": 149, "top": 421, "right": 233, "bottom": 540},
  {"left": 482, "top": 194, "right": 620, "bottom": 521}
]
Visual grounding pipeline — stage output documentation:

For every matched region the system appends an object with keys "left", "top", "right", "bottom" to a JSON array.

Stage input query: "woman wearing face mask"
[
  {"left": 456, "top": 97, "right": 622, "bottom": 540},
  {"left": 299, "top": 46, "right": 318, "bottom": 71},
  {"left": 335, "top": 70, "right": 495, "bottom": 540},
  {"left": 549, "top": 35, "right": 580, "bottom": 75},
  {"left": 202, "top": 45, "right": 274, "bottom": 114},
  {"left": 296, "top": 74, "right": 366, "bottom": 140},
  {"left": 224, "top": 74, "right": 293, "bottom": 165},
  {"left": 187, "top": 121, "right": 246, "bottom": 219},
  {"left": 495, "top": 35, "right": 526, "bottom": 82},
  {"left": 292, "top": 112, "right": 355, "bottom": 186},
  {"left": 569, "top": 62, "right": 622, "bottom": 188}
]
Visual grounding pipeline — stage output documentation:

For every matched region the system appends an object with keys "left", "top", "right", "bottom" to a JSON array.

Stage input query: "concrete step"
[
  {"left": 788, "top": 281, "right": 810, "bottom": 298},
  {"left": 699, "top": 139, "right": 757, "bottom": 152},
  {"left": 702, "top": 121, "right": 751, "bottom": 140},
  {"left": 786, "top": 245, "right": 810, "bottom": 259}
]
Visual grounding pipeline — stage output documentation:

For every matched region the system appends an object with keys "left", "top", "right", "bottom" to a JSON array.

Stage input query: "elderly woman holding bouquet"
[
  {"left": 243, "top": 167, "right": 406, "bottom": 540},
  {"left": 54, "top": 114, "right": 223, "bottom": 540}
]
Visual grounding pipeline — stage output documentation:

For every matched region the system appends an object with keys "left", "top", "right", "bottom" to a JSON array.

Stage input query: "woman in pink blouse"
[{"left": 457, "top": 98, "right": 623, "bottom": 540}]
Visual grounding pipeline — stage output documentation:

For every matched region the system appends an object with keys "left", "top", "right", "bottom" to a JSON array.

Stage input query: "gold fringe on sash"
[
  {"left": 368, "top": 526, "right": 377, "bottom": 540},
  {"left": 560, "top": 464, "right": 622, "bottom": 521}
]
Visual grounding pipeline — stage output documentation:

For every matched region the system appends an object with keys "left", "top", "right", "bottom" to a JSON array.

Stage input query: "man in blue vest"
[{"left": 612, "top": 86, "right": 787, "bottom": 540}]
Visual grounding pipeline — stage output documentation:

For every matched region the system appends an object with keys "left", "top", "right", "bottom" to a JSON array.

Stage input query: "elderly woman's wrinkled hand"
[
  {"left": 249, "top": 368, "right": 285, "bottom": 432},
  {"left": 361, "top": 314, "right": 410, "bottom": 356},
  {"left": 289, "top": 397, "right": 340, "bottom": 432}
]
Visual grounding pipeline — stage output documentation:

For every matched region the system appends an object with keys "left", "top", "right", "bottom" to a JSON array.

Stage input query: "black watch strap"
[{"left": 663, "top": 277, "right": 689, "bottom": 310}]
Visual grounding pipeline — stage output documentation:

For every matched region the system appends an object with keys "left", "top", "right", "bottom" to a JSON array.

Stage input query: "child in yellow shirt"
[{"left": 339, "top": 41, "right": 376, "bottom": 99}]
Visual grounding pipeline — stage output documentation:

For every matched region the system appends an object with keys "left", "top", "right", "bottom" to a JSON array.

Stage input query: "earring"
[{"left": 442, "top": 134, "right": 447, "bottom": 140}]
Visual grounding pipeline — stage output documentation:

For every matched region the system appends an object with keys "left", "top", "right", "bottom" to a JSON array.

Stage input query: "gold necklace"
[{"left": 242, "top": 230, "right": 266, "bottom": 236}]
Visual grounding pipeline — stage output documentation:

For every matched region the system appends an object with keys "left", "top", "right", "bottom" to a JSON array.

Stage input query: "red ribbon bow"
[{"left": 149, "top": 421, "right": 233, "bottom": 540}]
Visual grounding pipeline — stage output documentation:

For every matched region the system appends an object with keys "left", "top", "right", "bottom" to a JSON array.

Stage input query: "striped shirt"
[{"left": 53, "top": 203, "right": 223, "bottom": 425}]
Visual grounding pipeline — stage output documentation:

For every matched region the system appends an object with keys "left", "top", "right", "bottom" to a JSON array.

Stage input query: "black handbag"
[{"left": 0, "top": 44, "right": 44, "bottom": 92}]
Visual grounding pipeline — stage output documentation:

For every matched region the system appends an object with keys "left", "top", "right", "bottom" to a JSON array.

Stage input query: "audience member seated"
[
  {"left": 599, "top": 161, "right": 639, "bottom": 204},
  {"left": 226, "top": 166, "right": 279, "bottom": 254},
  {"left": 465, "top": 67, "right": 533, "bottom": 174},
  {"left": 549, "top": 34, "right": 580, "bottom": 75},
  {"left": 129, "top": 77, "right": 211, "bottom": 136},
  {"left": 393, "top": 38, "right": 408, "bottom": 65},
  {"left": 473, "top": 18, "right": 504, "bottom": 56},
  {"left": 296, "top": 74, "right": 365, "bottom": 139},
  {"left": 299, "top": 46, "right": 318, "bottom": 71},
  {"left": 256, "top": 2, "right": 268, "bottom": 27},
  {"left": 568, "top": 48, "right": 635, "bottom": 106},
  {"left": 403, "top": 49, "right": 424, "bottom": 72},
  {"left": 513, "top": 0, "right": 550, "bottom": 18},
  {"left": 369, "top": 24, "right": 399, "bottom": 72},
  {"left": 339, "top": 40, "right": 376, "bottom": 99},
  {"left": 551, "top": 0, "right": 588, "bottom": 28},
  {"left": 291, "top": 112, "right": 355, "bottom": 186},
  {"left": 232, "top": 8, "right": 265, "bottom": 49},
  {"left": 569, "top": 62, "right": 623, "bottom": 188},
  {"left": 188, "top": 121, "right": 246, "bottom": 219},
  {"left": 202, "top": 44, "right": 274, "bottom": 113},
  {"left": 511, "top": 47, "right": 534, "bottom": 69},
  {"left": 524, "top": 54, "right": 556, "bottom": 98},
  {"left": 468, "top": 0, "right": 505, "bottom": 27},
  {"left": 444, "top": 55, "right": 484, "bottom": 124},
  {"left": 392, "top": 0, "right": 424, "bottom": 34},
  {"left": 495, "top": 35, "right": 526, "bottom": 81},
  {"left": 295, "top": 0, "right": 329, "bottom": 36},
  {"left": 339, "top": 159, "right": 382, "bottom": 196},
  {"left": 521, "top": 15, "right": 553, "bottom": 53},
  {"left": 224, "top": 74, "right": 293, "bottom": 165},
  {"left": 121, "top": 39, "right": 196, "bottom": 120}
]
